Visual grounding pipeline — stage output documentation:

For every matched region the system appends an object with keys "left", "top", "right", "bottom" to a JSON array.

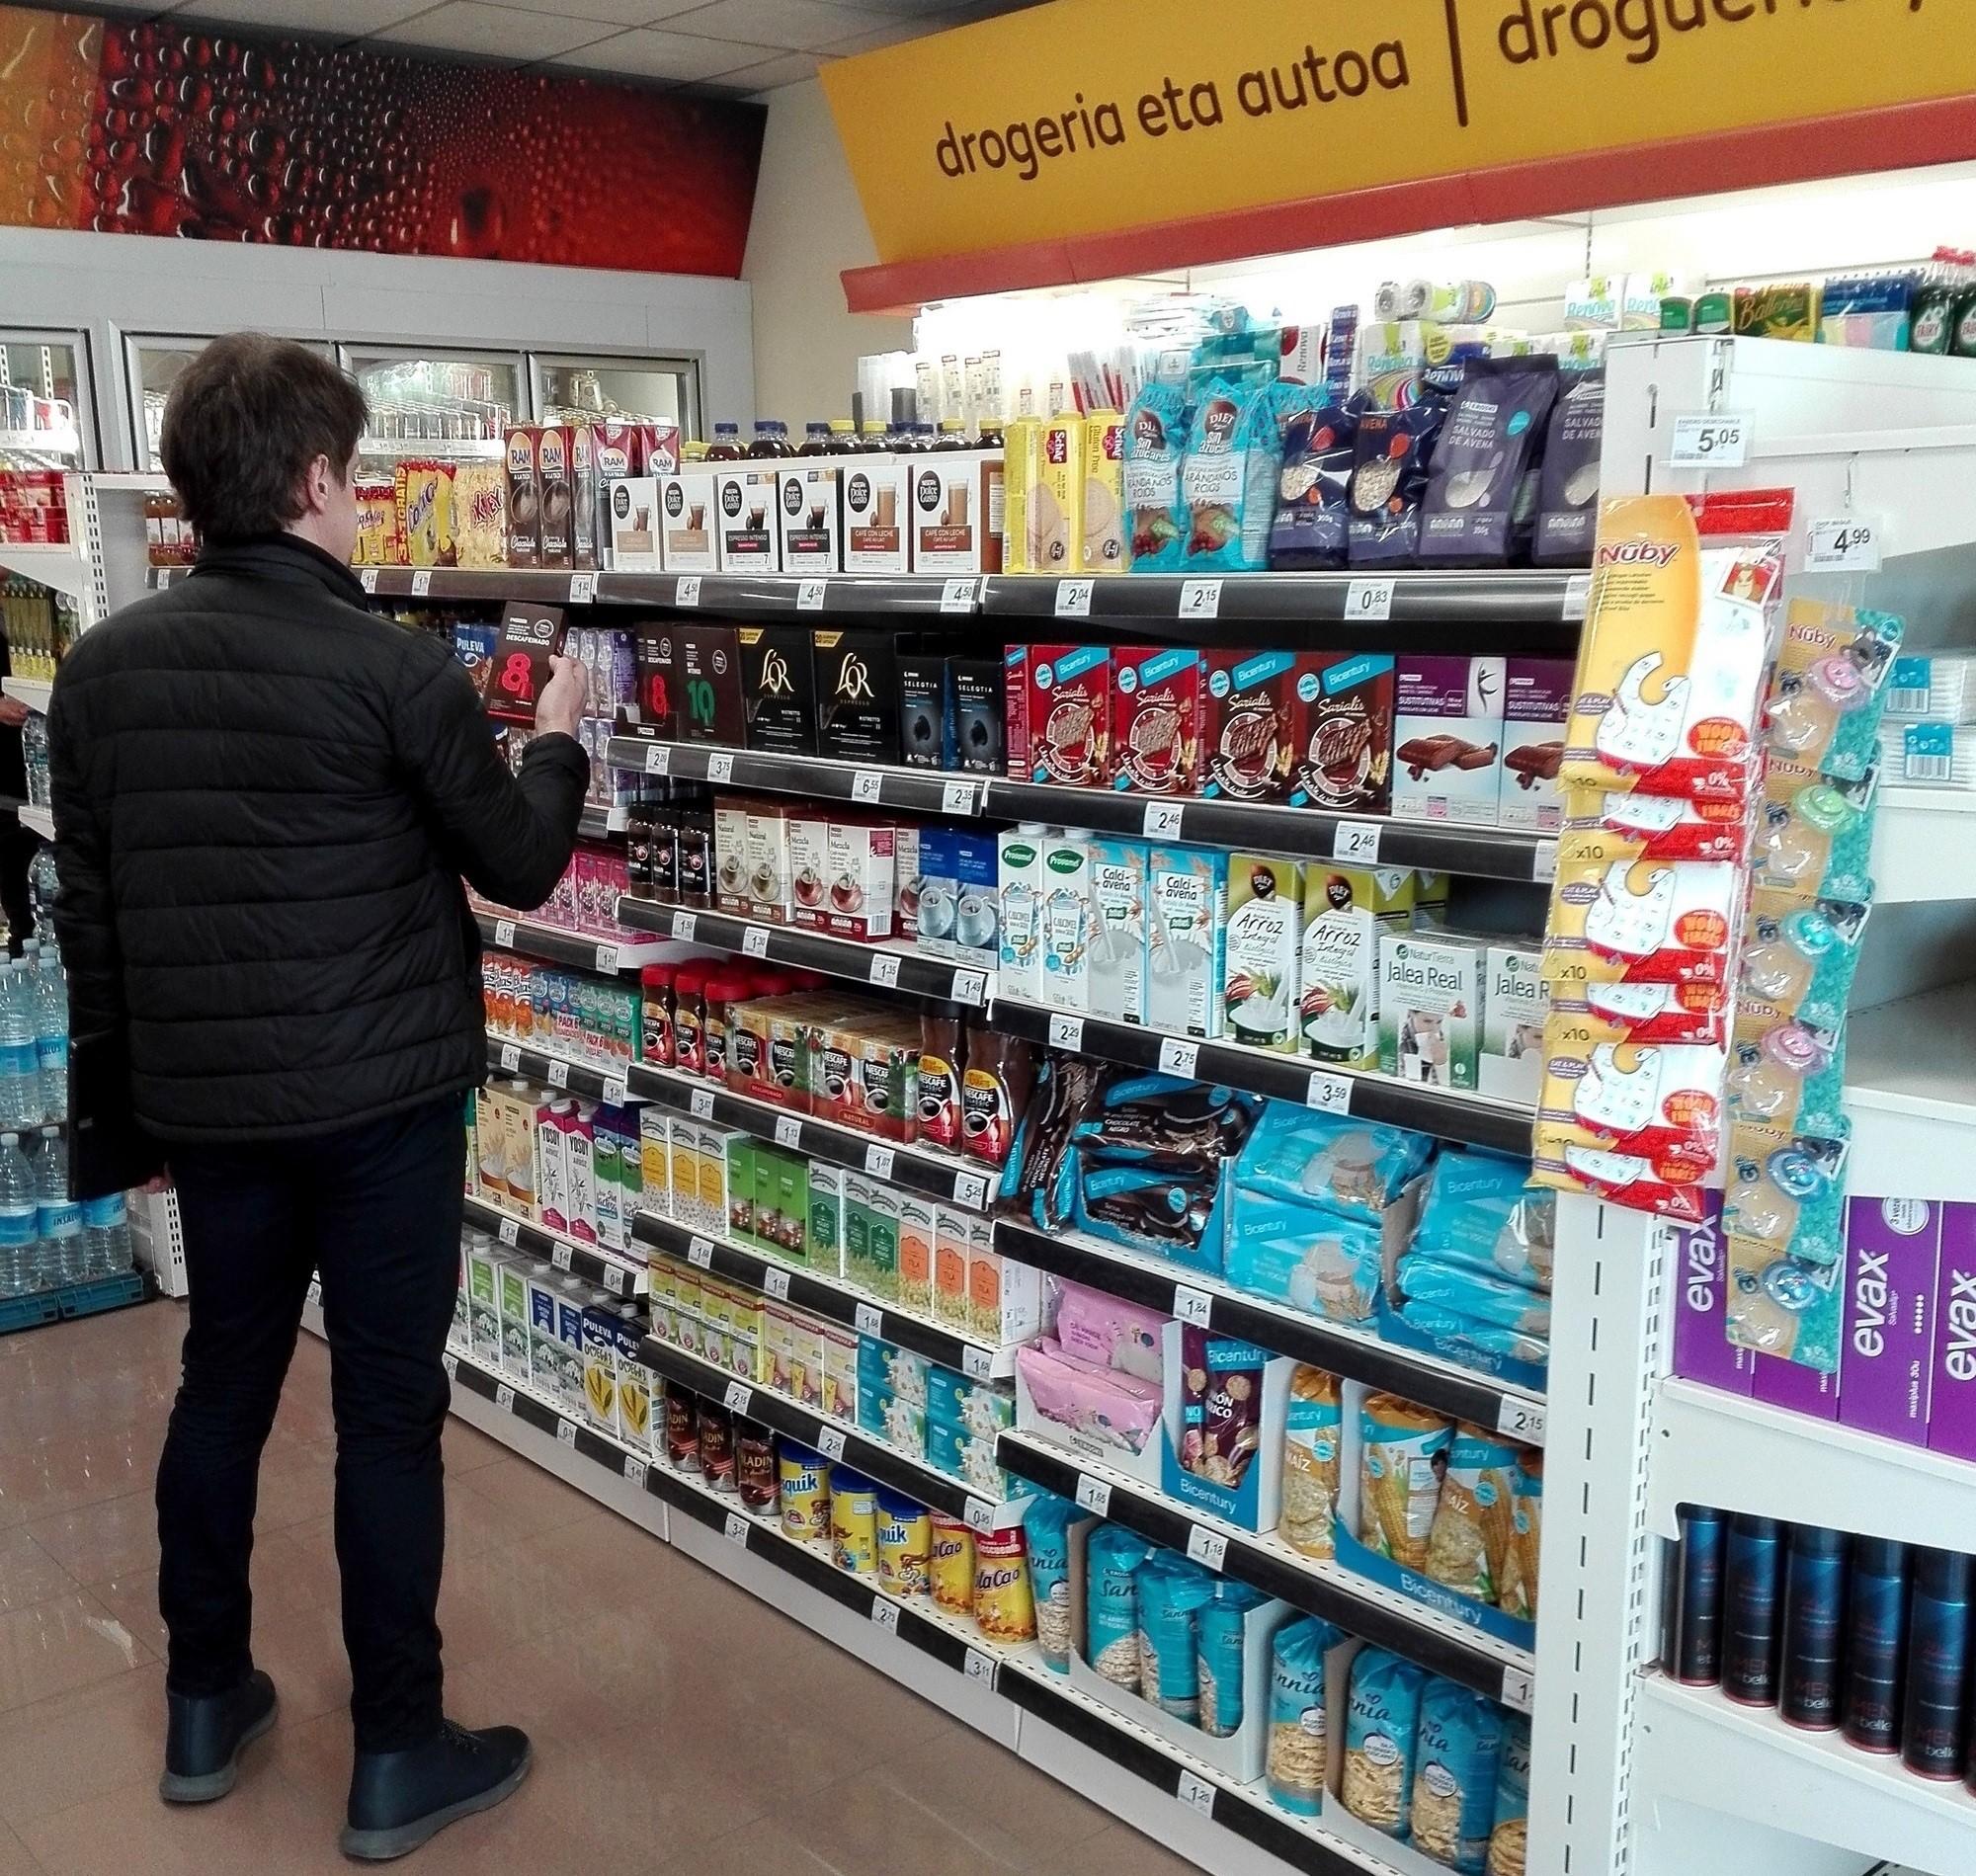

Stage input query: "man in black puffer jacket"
[{"left": 48, "top": 334, "right": 587, "bottom": 1859}]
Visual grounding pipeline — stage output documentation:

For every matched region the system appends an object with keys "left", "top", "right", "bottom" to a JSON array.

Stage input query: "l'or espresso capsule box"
[
  {"left": 678, "top": 624, "right": 745, "bottom": 745},
  {"left": 740, "top": 626, "right": 819, "bottom": 757},
  {"left": 813, "top": 630, "right": 899, "bottom": 764}
]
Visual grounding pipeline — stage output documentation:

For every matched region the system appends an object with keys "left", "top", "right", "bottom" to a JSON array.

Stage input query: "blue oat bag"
[
  {"left": 1342, "top": 1647, "right": 1428, "bottom": 1835},
  {"left": 1136, "top": 1553, "right": 1217, "bottom": 1721},
  {"left": 1267, "top": 1616, "right": 1343, "bottom": 1815},
  {"left": 1413, "top": 1149, "right": 1554, "bottom": 1292},
  {"left": 1122, "top": 381, "right": 1191, "bottom": 572},
  {"left": 1180, "top": 373, "right": 1282, "bottom": 572},
  {"left": 1225, "top": 1191, "right": 1384, "bottom": 1324},
  {"left": 1399, "top": 1259, "right": 1553, "bottom": 1340},
  {"left": 1235, "top": 1101, "right": 1435, "bottom": 1227},
  {"left": 1025, "top": 1492, "right": 1083, "bottom": 1673},
  {"left": 1197, "top": 1582, "right": 1268, "bottom": 1737},
  {"left": 1408, "top": 1677, "right": 1507, "bottom": 1873},
  {"left": 1085, "top": 1524, "right": 1153, "bottom": 1694},
  {"left": 1397, "top": 1298, "right": 1550, "bottom": 1371}
]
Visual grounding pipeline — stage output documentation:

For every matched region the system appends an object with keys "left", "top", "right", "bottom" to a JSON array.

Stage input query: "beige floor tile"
[
  {"left": 449, "top": 1457, "right": 606, "bottom": 1543},
  {"left": 887, "top": 1719, "right": 1118, "bottom": 1867},
  {"left": 656, "top": 1814, "right": 843, "bottom": 1875},
  {"left": 0, "top": 1427, "right": 165, "bottom": 1529},
  {"left": 25, "top": 1491, "right": 159, "bottom": 1588},
  {"left": 0, "top": 1661, "right": 167, "bottom": 1828},
  {"left": 0, "top": 1822, "right": 43, "bottom": 1876},
  {"left": 441, "top": 1418, "right": 509, "bottom": 1474},
  {"left": 243, "top": 1599, "right": 353, "bottom": 1730},
  {"left": 0, "top": 1527, "right": 77, "bottom": 1616},
  {"left": 794, "top": 1767, "right": 1031, "bottom": 1876},
  {"left": 1070, "top": 1823, "right": 1222, "bottom": 1875},
  {"left": 85, "top": 1570, "right": 166, "bottom": 1662},
  {"left": 0, "top": 1591, "right": 154, "bottom": 1715}
]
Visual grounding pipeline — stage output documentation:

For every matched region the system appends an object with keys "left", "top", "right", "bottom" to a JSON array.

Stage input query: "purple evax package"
[
  {"left": 1669, "top": 1197, "right": 1753, "bottom": 1397},
  {"left": 1839, "top": 1196, "right": 1937, "bottom": 1448},
  {"left": 1751, "top": 1350, "right": 1838, "bottom": 1421},
  {"left": 1929, "top": 1200, "right": 1976, "bottom": 1464}
]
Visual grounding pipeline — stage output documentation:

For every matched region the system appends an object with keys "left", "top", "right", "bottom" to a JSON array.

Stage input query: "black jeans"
[{"left": 156, "top": 1095, "right": 465, "bottom": 1754}]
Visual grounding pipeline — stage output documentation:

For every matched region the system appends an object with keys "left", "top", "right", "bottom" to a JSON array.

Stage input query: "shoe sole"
[
  {"left": 339, "top": 1747, "right": 533, "bottom": 1862},
  {"left": 158, "top": 1694, "right": 281, "bottom": 1805}
]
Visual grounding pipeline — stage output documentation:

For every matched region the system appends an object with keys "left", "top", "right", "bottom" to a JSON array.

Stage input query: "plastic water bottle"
[
  {"left": 0, "top": 963, "right": 41, "bottom": 1129},
  {"left": 28, "top": 945, "right": 66, "bottom": 1123},
  {"left": 28, "top": 850, "right": 57, "bottom": 945},
  {"left": 81, "top": 1190, "right": 132, "bottom": 1278},
  {"left": 0, "top": 1133, "right": 40, "bottom": 1299},
  {"left": 34, "top": 1128, "right": 80, "bottom": 1287}
]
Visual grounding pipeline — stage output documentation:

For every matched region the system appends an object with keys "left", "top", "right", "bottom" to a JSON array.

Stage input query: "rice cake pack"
[
  {"left": 1410, "top": 1678, "right": 1507, "bottom": 1871},
  {"left": 1358, "top": 1395, "right": 1453, "bottom": 1572},
  {"left": 1418, "top": 358, "right": 1560, "bottom": 568},
  {"left": 1268, "top": 1617, "right": 1340, "bottom": 1815},
  {"left": 1280, "top": 1365, "right": 1342, "bottom": 1559},
  {"left": 1342, "top": 1649, "right": 1427, "bottom": 1837}
]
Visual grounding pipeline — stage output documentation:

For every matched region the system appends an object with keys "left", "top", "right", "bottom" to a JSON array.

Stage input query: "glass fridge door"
[
  {"left": 340, "top": 344, "right": 524, "bottom": 465},
  {"left": 127, "top": 333, "right": 332, "bottom": 471},
  {"left": 0, "top": 331, "right": 92, "bottom": 470},
  {"left": 530, "top": 352, "right": 700, "bottom": 442}
]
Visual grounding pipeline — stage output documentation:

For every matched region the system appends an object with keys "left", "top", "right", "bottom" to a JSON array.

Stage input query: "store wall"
[{"left": 741, "top": 79, "right": 912, "bottom": 430}]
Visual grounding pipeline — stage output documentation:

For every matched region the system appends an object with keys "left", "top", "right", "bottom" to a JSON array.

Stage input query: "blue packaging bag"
[{"left": 1235, "top": 1102, "right": 1435, "bottom": 1227}]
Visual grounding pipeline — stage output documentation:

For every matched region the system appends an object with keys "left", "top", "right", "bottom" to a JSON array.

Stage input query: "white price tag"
[
  {"left": 307, "top": 1275, "right": 322, "bottom": 1305},
  {"left": 963, "top": 1497, "right": 997, "bottom": 1534},
  {"left": 724, "top": 1511, "right": 750, "bottom": 1545},
  {"left": 1186, "top": 1525, "right": 1229, "bottom": 1573},
  {"left": 359, "top": 567, "right": 378, "bottom": 594},
  {"left": 1178, "top": 578, "right": 1223, "bottom": 620},
  {"left": 952, "top": 1171, "right": 989, "bottom": 1209},
  {"left": 1306, "top": 1070, "right": 1354, "bottom": 1116},
  {"left": 1054, "top": 578, "right": 1094, "bottom": 617},
  {"left": 675, "top": 576, "right": 701, "bottom": 608},
  {"left": 551, "top": 1243, "right": 573, "bottom": 1272},
  {"left": 1501, "top": 1668, "right": 1535, "bottom": 1715},
  {"left": 864, "top": 1144, "right": 895, "bottom": 1180},
  {"left": 623, "top": 1456, "right": 648, "bottom": 1491},
  {"left": 742, "top": 926, "right": 771, "bottom": 959},
  {"left": 870, "top": 1599, "right": 899, "bottom": 1633},
  {"left": 818, "top": 1426, "right": 849, "bottom": 1462},
  {"left": 1532, "top": 842, "right": 1559, "bottom": 885},
  {"left": 497, "top": 1218, "right": 521, "bottom": 1247},
  {"left": 855, "top": 1302, "right": 884, "bottom": 1336},
  {"left": 796, "top": 579, "right": 828, "bottom": 612},
  {"left": 569, "top": 572, "right": 598, "bottom": 605},
  {"left": 602, "top": 1076, "right": 628, "bottom": 1105},
  {"left": 1075, "top": 1474, "right": 1112, "bottom": 1517},
  {"left": 498, "top": 1043, "right": 522, "bottom": 1074},
  {"left": 604, "top": 1266, "right": 629, "bottom": 1297},
  {"left": 493, "top": 919, "right": 518, "bottom": 948},
  {"left": 1048, "top": 1014, "right": 1086, "bottom": 1052},
  {"left": 546, "top": 1059, "right": 571, "bottom": 1089},
  {"left": 852, "top": 770, "right": 885, "bottom": 804},
  {"left": 942, "top": 779, "right": 975, "bottom": 815},
  {"left": 1176, "top": 1771, "right": 1217, "bottom": 1817},
  {"left": 763, "top": 1265, "right": 791, "bottom": 1301},
  {"left": 1498, "top": 1396, "right": 1547, "bottom": 1443},
  {"left": 774, "top": 1115, "right": 803, "bottom": 1150},
  {"left": 722, "top": 1381, "right": 753, "bottom": 1417},
  {"left": 950, "top": 969, "right": 987, "bottom": 1005},
  {"left": 1141, "top": 800, "right": 1185, "bottom": 840},
  {"left": 1172, "top": 1285, "right": 1214, "bottom": 1328},
  {"left": 868, "top": 954, "right": 901, "bottom": 990},
  {"left": 442, "top": 1351, "right": 457, "bottom": 1380},
  {"left": 706, "top": 752, "right": 734, "bottom": 784},
  {"left": 556, "top": 1418, "right": 579, "bottom": 1447},
  {"left": 644, "top": 743, "right": 671, "bottom": 775},
  {"left": 941, "top": 577, "right": 980, "bottom": 613},
  {"left": 690, "top": 1088, "right": 715, "bottom": 1120},
  {"left": 1345, "top": 577, "right": 1395, "bottom": 621},
  {"left": 671, "top": 912, "right": 697, "bottom": 941},
  {"left": 1668, "top": 411, "right": 1752, "bottom": 469},
  {"left": 688, "top": 1237, "right": 715, "bottom": 1268},
  {"left": 410, "top": 569, "right": 432, "bottom": 597},
  {"left": 495, "top": 1384, "right": 516, "bottom": 1412},
  {"left": 595, "top": 944, "right": 618, "bottom": 974},
  {"left": 1562, "top": 573, "right": 1592, "bottom": 621},
  {"left": 963, "top": 1648, "right": 995, "bottom": 1683},
  {"left": 1805, "top": 515, "right": 1883, "bottom": 573},
  {"left": 1158, "top": 1037, "right": 1199, "bottom": 1079},
  {"left": 960, "top": 1345, "right": 993, "bottom": 1382},
  {"left": 1333, "top": 821, "right": 1382, "bottom": 864}
]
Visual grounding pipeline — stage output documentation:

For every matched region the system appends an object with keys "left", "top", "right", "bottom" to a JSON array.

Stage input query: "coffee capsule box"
[
  {"left": 843, "top": 459, "right": 911, "bottom": 575},
  {"left": 714, "top": 467, "right": 781, "bottom": 573},
  {"left": 909, "top": 450, "right": 1005, "bottom": 575},
  {"left": 740, "top": 625, "right": 819, "bottom": 757},
  {"left": 899, "top": 655, "right": 954, "bottom": 769},
  {"left": 814, "top": 630, "right": 901, "bottom": 765},
  {"left": 676, "top": 624, "right": 744, "bottom": 744},
  {"left": 779, "top": 462, "right": 845, "bottom": 574},
  {"left": 951, "top": 658, "right": 1007, "bottom": 774},
  {"left": 656, "top": 470, "right": 719, "bottom": 573}
]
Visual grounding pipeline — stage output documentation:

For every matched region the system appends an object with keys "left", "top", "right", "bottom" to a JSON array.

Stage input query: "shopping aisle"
[{"left": 0, "top": 1302, "right": 1195, "bottom": 1876}]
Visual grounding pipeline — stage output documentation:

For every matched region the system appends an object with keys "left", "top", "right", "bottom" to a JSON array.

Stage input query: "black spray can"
[
  {"left": 1722, "top": 1514, "right": 1785, "bottom": 1707},
  {"left": 1903, "top": 1548, "right": 1972, "bottom": 1779},
  {"left": 1841, "top": 1537, "right": 1909, "bottom": 1752},
  {"left": 1670, "top": 1507, "right": 1726, "bottom": 1686},
  {"left": 1780, "top": 1524, "right": 1849, "bottom": 1730}
]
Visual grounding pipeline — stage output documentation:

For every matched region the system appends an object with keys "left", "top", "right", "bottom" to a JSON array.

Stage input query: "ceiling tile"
[
  {"left": 722, "top": 48, "right": 825, "bottom": 90},
  {"left": 820, "top": 16, "right": 929, "bottom": 52},
  {"left": 476, "top": 0, "right": 710, "bottom": 22},
  {"left": 835, "top": 0, "right": 1033, "bottom": 14},
  {"left": 374, "top": 1, "right": 621, "bottom": 60},
  {"left": 546, "top": 24, "right": 770, "bottom": 79},
  {"left": 663, "top": 0, "right": 883, "bottom": 50},
  {"left": 163, "top": 0, "right": 435, "bottom": 29}
]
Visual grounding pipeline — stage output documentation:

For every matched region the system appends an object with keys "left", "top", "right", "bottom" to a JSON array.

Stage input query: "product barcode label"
[
  {"left": 493, "top": 918, "right": 517, "bottom": 948},
  {"left": 497, "top": 1218, "right": 521, "bottom": 1247},
  {"left": 763, "top": 1266, "right": 791, "bottom": 1301},
  {"left": 963, "top": 1648, "right": 995, "bottom": 1684},
  {"left": 774, "top": 1115, "right": 802, "bottom": 1149},
  {"left": 359, "top": 567, "right": 378, "bottom": 594},
  {"left": 1333, "top": 821, "right": 1381, "bottom": 864},
  {"left": 550, "top": 1243, "right": 573, "bottom": 1272},
  {"left": 1142, "top": 801, "right": 1185, "bottom": 839},
  {"left": 556, "top": 1418, "right": 579, "bottom": 1447},
  {"left": 1157, "top": 1037, "right": 1199, "bottom": 1079},
  {"left": 1562, "top": 573, "right": 1592, "bottom": 620},
  {"left": 494, "top": 1384, "right": 516, "bottom": 1412},
  {"left": 546, "top": 1059, "right": 570, "bottom": 1089},
  {"left": 960, "top": 1345, "right": 993, "bottom": 1382},
  {"left": 1186, "top": 1525, "right": 1229, "bottom": 1572},
  {"left": 1178, "top": 578, "right": 1223, "bottom": 620},
  {"left": 963, "top": 1497, "right": 997, "bottom": 1534},
  {"left": 644, "top": 743, "right": 671, "bottom": 775},
  {"left": 675, "top": 576, "right": 701, "bottom": 608},
  {"left": 410, "top": 569, "right": 432, "bottom": 597},
  {"left": 722, "top": 1381, "right": 752, "bottom": 1416},
  {"left": 1498, "top": 1396, "right": 1547, "bottom": 1443},
  {"left": 1172, "top": 1284, "right": 1213, "bottom": 1328},
  {"left": 689, "top": 1088, "right": 715, "bottom": 1120},
  {"left": 868, "top": 954, "right": 901, "bottom": 990},
  {"left": 1176, "top": 1771, "right": 1217, "bottom": 1817},
  {"left": 1668, "top": 412, "right": 1752, "bottom": 468},
  {"left": 706, "top": 753, "right": 734, "bottom": 784},
  {"left": 1907, "top": 752, "right": 1953, "bottom": 780},
  {"left": 603, "top": 1076, "right": 628, "bottom": 1105},
  {"left": 870, "top": 1599, "right": 899, "bottom": 1632},
  {"left": 864, "top": 1143, "right": 895, "bottom": 1180},
  {"left": 569, "top": 572, "right": 598, "bottom": 605},
  {"left": 1048, "top": 1014, "right": 1085, "bottom": 1052},
  {"left": 623, "top": 1456, "right": 648, "bottom": 1491},
  {"left": 817, "top": 1426, "right": 849, "bottom": 1461},
  {"left": 1345, "top": 578, "right": 1395, "bottom": 621},
  {"left": 742, "top": 927, "right": 771, "bottom": 959},
  {"left": 498, "top": 1043, "right": 522, "bottom": 1074},
  {"left": 853, "top": 770, "right": 885, "bottom": 804},
  {"left": 1075, "top": 1474, "right": 1112, "bottom": 1517},
  {"left": 1805, "top": 515, "right": 1883, "bottom": 572},
  {"left": 724, "top": 1511, "right": 750, "bottom": 1545},
  {"left": 1054, "top": 578, "right": 1094, "bottom": 617},
  {"left": 1500, "top": 1668, "right": 1535, "bottom": 1715},
  {"left": 671, "top": 912, "right": 697, "bottom": 941},
  {"left": 796, "top": 580, "right": 828, "bottom": 612},
  {"left": 952, "top": 1171, "right": 989, "bottom": 1209},
  {"left": 1306, "top": 1071, "right": 1354, "bottom": 1116},
  {"left": 688, "top": 1237, "right": 715, "bottom": 1268},
  {"left": 942, "top": 779, "right": 974, "bottom": 815},
  {"left": 942, "top": 577, "right": 979, "bottom": 613},
  {"left": 854, "top": 1302, "right": 884, "bottom": 1336},
  {"left": 950, "top": 969, "right": 987, "bottom": 1005},
  {"left": 442, "top": 1351, "right": 457, "bottom": 1380}
]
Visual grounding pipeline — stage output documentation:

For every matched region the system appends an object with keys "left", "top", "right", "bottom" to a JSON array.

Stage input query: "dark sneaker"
[
  {"left": 341, "top": 1721, "right": 532, "bottom": 1861},
  {"left": 160, "top": 1670, "right": 279, "bottom": 1804}
]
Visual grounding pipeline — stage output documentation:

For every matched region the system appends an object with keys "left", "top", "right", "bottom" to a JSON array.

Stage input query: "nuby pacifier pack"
[
  {"left": 1737, "top": 886, "right": 1870, "bottom": 1032},
  {"left": 1752, "top": 766, "right": 1877, "bottom": 904},
  {"left": 1765, "top": 603, "right": 1905, "bottom": 783}
]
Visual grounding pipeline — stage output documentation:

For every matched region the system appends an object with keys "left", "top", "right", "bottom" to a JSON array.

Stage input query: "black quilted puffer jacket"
[{"left": 48, "top": 534, "right": 587, "bottom": 1153}]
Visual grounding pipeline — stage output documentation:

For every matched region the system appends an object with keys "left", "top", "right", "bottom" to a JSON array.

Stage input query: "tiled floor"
[{"left": 0, "top": 1300, "right": 1205, "bottom": 1876}]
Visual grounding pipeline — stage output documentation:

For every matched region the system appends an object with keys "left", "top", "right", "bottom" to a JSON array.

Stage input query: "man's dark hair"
[{"left": 159, "top": 333, "right": 370, "bottom": 543}]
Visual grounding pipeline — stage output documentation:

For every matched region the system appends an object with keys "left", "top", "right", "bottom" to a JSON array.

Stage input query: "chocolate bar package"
[
  {"left": 1392, "top": 656, "right": 1505, "bottom": 825},
  {"left": 951, "top": 658, "right": 1006, "bottom": 775},
  {"left": 1025, "top": 645, "right": 1111, "bottom": 788},
  {"left": 1200, "top": 650, "right": 1296, "bottom": 803},
  {"left": 677, "top": 624, "right": 744, "bottom": 746},
  {"left": 1292, "top": 653, "right": 1395, "bottom": 815},
  {"left": 1111, "top": 645, "right": 1200, "bottom": 795},
  {"left": 740, "top": 626, "right": 818, "bottom": 757},
  {"left": 899, "top": 655, "right": 953, "bottom": 769},
  {"left": 813, "top": 630, "right": 900, "bottom": 765},
  {"left": 1499, "top": 657, "right": 1574, "bottom": 831}
]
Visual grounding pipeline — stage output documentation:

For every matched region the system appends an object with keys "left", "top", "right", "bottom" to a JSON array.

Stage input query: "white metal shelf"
[
  {"left": 1873, "top": 790, "right": 1976, "bottom": 907},
  {"left": 1844, "top": 979, "right": 1976, "bottom": 1202},
  {"left": 0, "top": 545, "right": 84, "bottom": 601},
  {"left": 2, "top": 677, "right": 51, "bottom": 713},
  {"left": 17, "top": 803, "right": 52, "bottom": 841}
]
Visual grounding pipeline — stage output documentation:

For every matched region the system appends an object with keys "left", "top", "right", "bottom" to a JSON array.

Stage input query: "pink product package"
[
  {"left": 1839, "top": 1195, "right": 1937, "bottom": 1448},
  {"left": 1929, "top": 1201, "right": 1976, "bottom": 1464},
  {"left": 1667, "top": 1195, "right": 1753, "bottom": 1397},
  {"left": 1053, "top": 1280, "right": 1168, "bottom": 1385},
  {"left": 1016, "top": 1339, "right": 1163, "bottom": 1457}
]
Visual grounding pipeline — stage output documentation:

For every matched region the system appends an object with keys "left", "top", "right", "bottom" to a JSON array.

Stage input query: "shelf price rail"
[
  {"left": 461, "top": 1193, "right": 642, "bottom": 1298},
  {"left": 473, "top": 911, "right": 666, "bottom": 976}
]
